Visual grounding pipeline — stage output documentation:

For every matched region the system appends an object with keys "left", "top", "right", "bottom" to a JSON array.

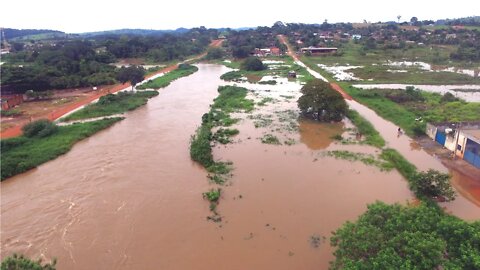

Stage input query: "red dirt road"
[
  {"left": 277, "top": 35, "right": 352, "bottom": 100},
  {"left": 330, "top": 82, "right": 353, "bottom": 100},
  {"left": 1, "top": 40, "right": 223, "bottom": 139}
]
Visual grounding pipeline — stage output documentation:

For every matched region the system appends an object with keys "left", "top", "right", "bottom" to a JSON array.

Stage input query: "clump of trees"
[
  {"left": 205, "top": 47, "right": 225, "bottom": 60},
  {"left": 330, "top": 201, "right": 480, "bottom": 269},
  {"left": 116, "top": 66, "right": 145, "bottom": 90},
  {"left": 241, "top": 57, "right": 265, "bottom": 71},
  {"left": 297, "top": 79, "right": 347, "bottom": 122}
]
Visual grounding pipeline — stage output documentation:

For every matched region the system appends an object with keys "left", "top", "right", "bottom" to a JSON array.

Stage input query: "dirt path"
[
  {"left": 0, "top": 40, "right": 223, "bottom": 139},
  {"left": 277, "top": 35, "right": 352, "bottom": 100}
]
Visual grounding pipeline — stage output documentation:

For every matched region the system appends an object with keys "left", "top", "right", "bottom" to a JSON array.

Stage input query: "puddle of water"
[
  {"left": 352, "top": 84, "right": 480, "bottom": 102},
  {"left": 385, "top": 61, "right": 479, "bottom": 78},
  {"left": 299, "top": 119, "right": 344, "bottom": 150},
  {"left": 317, "top": 64, "right": 363, "bottom": 81}
]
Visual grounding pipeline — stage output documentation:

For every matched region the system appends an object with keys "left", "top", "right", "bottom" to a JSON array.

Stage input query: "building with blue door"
[{"left": 426, "top": 122, "right": 480, "bottom": 169}]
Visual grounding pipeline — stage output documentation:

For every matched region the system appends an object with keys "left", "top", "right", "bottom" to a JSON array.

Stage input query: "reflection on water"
[{"left": 299, "top": 118, "right": 344, "bottom": 150}]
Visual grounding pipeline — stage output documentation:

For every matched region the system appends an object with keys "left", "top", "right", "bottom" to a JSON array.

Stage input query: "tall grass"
[
  {"left": 346, "top": 109, "right": 385, "bottom": 148},
  {"left": 63, "top": 91, "right": 158, "bottom": 121},
  {"left": 137, "top": 64, "right": 198, "bottom": 90},
  {"left": 1, "top": 118, "right": 123, "bottom": 180}
]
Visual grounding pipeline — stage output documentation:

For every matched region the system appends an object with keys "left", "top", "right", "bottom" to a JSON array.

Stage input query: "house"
[
  {"left": 288, "top": 71, "right": 297, "bottom": 78},
  {"left": 252, "top": 47, "right": 281, "bottom": 57},
  {"left": 301, "top": 47, "right": 338, "bottom": 55},
  {"left": 351, "top": 34, "right": 362, "bottom": 40},
  {"left": 426, "top": 122, "right": 480, "bottom": 168}
]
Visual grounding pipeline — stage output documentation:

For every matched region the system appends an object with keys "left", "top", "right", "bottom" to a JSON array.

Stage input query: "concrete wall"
[{"left": 426, "top": 123, "right": 437, "bottom": 140}]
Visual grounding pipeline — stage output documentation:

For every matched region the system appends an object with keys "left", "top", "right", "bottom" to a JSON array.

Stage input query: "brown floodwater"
[{"left": 0, "top": 64, "right": 478, "bottom": 270}]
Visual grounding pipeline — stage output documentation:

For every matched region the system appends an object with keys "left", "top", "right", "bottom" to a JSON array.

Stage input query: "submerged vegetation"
[
  {"left": 136, "top": 64, "right": 198, "bottom": 90},
  {"left": 1, "top": 118, "right": 123, "bottom": 180},
  {"left": 62, "top": 91, "right": 159, "bottom": 121},
  {"left": 326, "top": 150, "right": 393, "bottom": 171},
  {"left": 346, "top": 109, "right": 385, "bottom": 148},
  {"left": 1, "top": 253, "right": 57, "bottom": 270},
  {"left": 190, "top": 85, "right": 253, "bottom": 183}
]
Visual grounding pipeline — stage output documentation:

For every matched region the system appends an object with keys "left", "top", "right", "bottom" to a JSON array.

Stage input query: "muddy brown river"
[{"left": 1, "top": 64, "right": 479, "bottom": 269}]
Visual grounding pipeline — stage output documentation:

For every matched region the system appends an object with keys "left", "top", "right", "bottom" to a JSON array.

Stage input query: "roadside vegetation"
[
  {"left": 1, "top": 118, "right": 123, "bottom": 180},
  {"left": 346, "top": 109, "right": 385, "bottom": 147},
  {"left": 342, "top": 85, "right": 480, "bottom": 136},
  {"left": 62, "top": 91, "right": 158, "bottom": 121},
  {"left": 137, "top": 64, "right": 198, "bottom": 90}
]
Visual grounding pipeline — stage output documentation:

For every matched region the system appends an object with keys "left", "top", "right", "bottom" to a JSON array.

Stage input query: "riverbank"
[{"left": 1, "top": 117, "right": 123, "bottom": 180}]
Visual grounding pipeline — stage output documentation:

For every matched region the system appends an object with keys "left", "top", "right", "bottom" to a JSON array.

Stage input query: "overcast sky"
[{"left": 1, "top": 0, "right": 477, "bottom": 33}]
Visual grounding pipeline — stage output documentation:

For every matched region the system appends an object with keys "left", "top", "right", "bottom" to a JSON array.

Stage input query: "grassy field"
[
  {"left": 342, "top": 85, "right": 480, "bottom": 135},
  {"left": 346, "top": 109, "right": 385, "bottom": 147},
  {"left": 1, "top": 118, "right": 123, "bottom": 180},
  {"left": 137, "top": 64, "right": 198, "bottom": 90},
  {"left": 62, "top": 91, "right": 158, "bottom": 121},
  {"left": 302, "top": 40, "right": 479, "bottom": 84}
]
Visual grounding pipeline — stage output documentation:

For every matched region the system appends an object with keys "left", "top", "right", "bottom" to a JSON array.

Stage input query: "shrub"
[
  {"left": 241, "top": 57, "right": 265, "bottom": 71},
  {"left": 22, "top": 119, "right": 58, "bottom": 138},
  {"left": 411, "top": 170, "right": 456, "bottom": 201},
  {"left": 203, "top": 188, "right": 221, "bottom": 202},
  {"left": 1, "top": 253, "right": 56, "bottom": 270}
]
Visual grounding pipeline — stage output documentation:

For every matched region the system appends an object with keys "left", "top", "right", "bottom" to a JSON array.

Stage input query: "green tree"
[
  {"left": 1, "top": 253, "right": 56, "bottom": 270},
  {"left": 330, "top": 202, "right": 480, "bottom": 270},
  {"left": 297, "top": 79, "right": 347, "bottom": 122},
  {"left": 116, "top": 66, "right": 145, "bottom": 90},
  {"left": 205, "top": 47, "right": 225, "bottom": 60},
  {"left": 411, "top": 169, "right": 456, "bottom": 201},
  {"left": 241, "top": 57, "right": 265, "bottom": 71}
]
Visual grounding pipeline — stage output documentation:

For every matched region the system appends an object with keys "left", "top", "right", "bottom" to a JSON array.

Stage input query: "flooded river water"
[{"left": 1, "top": 64, "right": 478, "bottom": 269}]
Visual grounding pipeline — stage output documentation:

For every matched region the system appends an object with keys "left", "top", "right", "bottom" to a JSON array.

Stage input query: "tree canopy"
[
  {"left": 297, "top": 79, "right": 347, "bottom": 122},
  {"left": 116, "top": 66, "right": 145, "bottom": 90},
  {"left": 330, "top": 201, "right": 480, "bottom": 270},
  {"left": 411, "top": 169, "right": 456, "bottom": 201},
  {"left": 241, "top": 57, "right": 265, "bottom": 71}
]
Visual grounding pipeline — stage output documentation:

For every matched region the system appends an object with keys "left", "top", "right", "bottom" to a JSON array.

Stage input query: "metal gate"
[
  {"left": 464, "top": 150, "right": 480, "bottom": 168},
  {"left": 435, "top": 131, "right": 447, "bottom": 146}
]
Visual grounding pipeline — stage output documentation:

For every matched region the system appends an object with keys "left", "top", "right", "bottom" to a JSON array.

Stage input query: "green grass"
[
  {"left": 220, "top": 55, "right": 315, "bottom": 83},
  {"left": 62, "top": 91, "right": 158, "bottom": 121},
  {"left": 1, "top": 118, "right": 123, "bottom": 180},
  {"left": 190, "top": 85, "right": 253, "bottom": 185},
  {"left": 1, "top": 109, "right": 22, "bottom": 117},
  {"left": 342, "top": 85, "right": 480, "bottom": 135},
  {"left": 261, "top": 134, "right": 281, "bottom": 145},
  {"left": 213, "top": 128, "right": 239, "bottom": 144},
  {"left": 327, "top": 150, "right": 394, "bottom": 171},
  {"left": 136, "top": 64, "right": 198, "bottom": 89},
  {"left": 351, "top": 66, "right": 479, "bottom": 85},
  {"left": 346, "top": 109, "right": 386, "bottom": 147},
  {"left": 380, "top": 148, "right": 417, "bottom": 180}
]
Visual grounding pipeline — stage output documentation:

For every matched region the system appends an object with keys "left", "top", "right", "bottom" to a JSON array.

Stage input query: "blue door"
[
  {"left": 463, "top": 139, "right": 480, "bottom": 169},
  {"left": 435, "top": 131, "right": 447, "bottom": 146}
]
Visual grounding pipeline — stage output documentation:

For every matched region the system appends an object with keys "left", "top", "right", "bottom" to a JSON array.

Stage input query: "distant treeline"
[
  {"left": 1, "top": 27, "right": 218, "bottom": 93},
  {"left": 2, "top": 28, "right": 65, "bottom": 40}
]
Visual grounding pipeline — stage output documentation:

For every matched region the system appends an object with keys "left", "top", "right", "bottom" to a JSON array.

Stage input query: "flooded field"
[
  {"left": 1, "top": 63, "right": 479, "bottom": 270},
  {"left": 352, "top": 84, "right": 480, "bottom": 102}
]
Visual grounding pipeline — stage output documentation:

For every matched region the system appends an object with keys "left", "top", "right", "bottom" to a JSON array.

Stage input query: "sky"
[{"left": 1, "top": 0, "right": 478, "bottom": 33}]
